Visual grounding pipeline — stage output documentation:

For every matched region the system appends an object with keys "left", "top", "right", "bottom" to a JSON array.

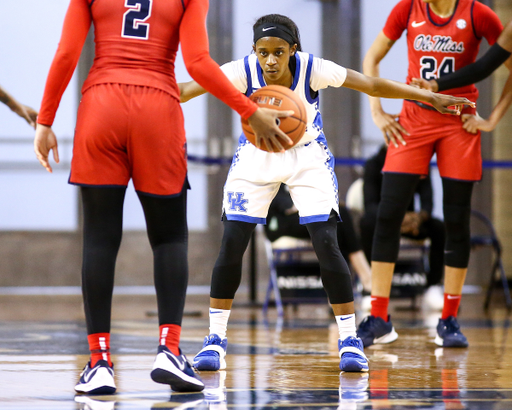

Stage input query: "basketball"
[{"left": 241, "top": 85, "right": 307, "bottom": 152}]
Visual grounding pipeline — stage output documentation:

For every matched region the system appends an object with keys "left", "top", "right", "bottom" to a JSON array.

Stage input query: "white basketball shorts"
[{"left": 222, "top": 136, "right": 339, "bottom": 225}]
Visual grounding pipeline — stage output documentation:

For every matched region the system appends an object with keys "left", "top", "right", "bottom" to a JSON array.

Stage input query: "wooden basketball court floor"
[{"left": 1, "top": 291, "right": 511, "bottom": 409}]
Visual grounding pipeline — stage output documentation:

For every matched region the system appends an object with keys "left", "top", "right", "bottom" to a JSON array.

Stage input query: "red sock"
[
  {"left": 370, "top": 296, "right": 390, "bottom": 321},
  {"left": 87, "top": 333, "right": 112, "bottom": 367},
  {"left": 159, "top": 324, "right": 181, "bottom": 356},
  {"left": 441, "top": 293, "right": 461, "bottom": 319}
]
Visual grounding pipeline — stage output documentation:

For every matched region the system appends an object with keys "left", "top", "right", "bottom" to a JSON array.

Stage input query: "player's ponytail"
[{"left": 253, "top": 14, "right": 302, "bottom": 52}]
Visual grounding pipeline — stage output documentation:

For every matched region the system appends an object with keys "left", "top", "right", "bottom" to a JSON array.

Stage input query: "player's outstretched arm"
[
  {"left": 0, "top": 85, "right": 38, "bottom": 128},
  {"left": 343, "top": 69, "right": 474, "bottom": 115},
  {"left": 34, "top": 124, "right": 60, "bottom": 173}
]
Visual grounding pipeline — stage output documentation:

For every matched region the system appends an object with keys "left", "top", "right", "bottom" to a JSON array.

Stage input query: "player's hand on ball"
[
  {"left": 410, "top": 77, "right": 438, "bottom": 92},
  {"left": 34, "top": 124, "right": 60, "bottom": 173},
  {"left": 430, "top": 94, "right": 475, "bottom": 115},
  {"left": 248, "top": 107, "right": 294, "bottom": 153}
]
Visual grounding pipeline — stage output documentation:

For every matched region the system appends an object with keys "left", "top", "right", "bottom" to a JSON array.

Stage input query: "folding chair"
[
  {"left": 470, "top": 210, "right": 512, "bottom": 310},
  {"left": 262, "top": 236, "right": 327, "bottom": 317}
]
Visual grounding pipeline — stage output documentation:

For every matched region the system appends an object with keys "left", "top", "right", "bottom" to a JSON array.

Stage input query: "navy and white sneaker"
[
  {"left": 356, "top": 315, "right": 398, "bottom": 347},
  {"left": 435, "top": 316, "right": 468, "bottom": 347},
  {"left": 75, "top": 360, "right": 116, "bottom": 395},
  {"left": 151, "top": 345, "right": 205, "bottom": 392},
  {"left": 193, "top": 334, "right": 228, "bottom": 371},
  {"left": 338, "top": 336, "right": 369, "bottom": 372}
]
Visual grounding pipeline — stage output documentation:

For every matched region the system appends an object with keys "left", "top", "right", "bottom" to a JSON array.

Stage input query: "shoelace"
[
  {"left": 443, "top": 317, "right": 460, "bottom": 332},
  {"left": 342, "top": 337, "right": 361, "bottom": 349},
  {"left": 207, "top": 335, "right": 222, "bottom": 345}
]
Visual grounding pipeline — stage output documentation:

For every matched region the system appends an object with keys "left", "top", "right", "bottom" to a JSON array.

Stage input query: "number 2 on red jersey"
[{"left": 122, "top": 0, "right": 153, "bottom": 40}]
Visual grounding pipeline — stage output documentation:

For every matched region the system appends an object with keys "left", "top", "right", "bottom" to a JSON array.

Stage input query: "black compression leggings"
[
  {"left": 372, "top": 173, "right": 474, "bottom": 268},
  {"left": 81, "top": 186, "right": 189, "bottom": 335},
  {"left": 210, "top": 216, "right": 354, "bottom": 305}
]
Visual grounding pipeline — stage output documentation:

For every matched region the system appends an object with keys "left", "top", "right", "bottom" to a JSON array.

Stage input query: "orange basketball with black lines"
[{"left": 241, "top": 85, "right": 307, "bottom": 152}]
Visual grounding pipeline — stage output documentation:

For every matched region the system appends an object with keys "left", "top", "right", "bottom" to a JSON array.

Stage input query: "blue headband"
[{"left": 253, "top": 23, "right": 295, "bottom": 45}]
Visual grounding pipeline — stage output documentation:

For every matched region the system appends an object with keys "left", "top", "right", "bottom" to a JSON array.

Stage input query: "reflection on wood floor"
[{"left": 0, "top": 293, "right": 511, "bottom": 409}]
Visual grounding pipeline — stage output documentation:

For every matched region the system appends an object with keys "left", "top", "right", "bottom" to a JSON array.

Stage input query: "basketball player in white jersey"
[{"left": 179, "top": 13, "right": 472, "bottom": 373}]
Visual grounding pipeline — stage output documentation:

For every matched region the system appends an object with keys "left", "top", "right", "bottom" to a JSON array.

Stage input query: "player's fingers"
[
  {"left": 274, "top": 126, "right": 293, "bottom": 146},
  {"left": 270, "top": 135, "right": 286, "bottom": 153},
  {"left": 391, "top": 128, "right": 407, "bottom": 146},
  {"left": 381, "top": 131, "right": 390, "bottom": 146},
  {"left": 36, "top": 152, "right": 52, "bottom": 173},
  {"left": 277, "top": 110, "right": 295, "bottom": 118},
  {"left": 254, "top": 135, "right": 262, "bottom": 149},
  {"left": 386, "top": 132, "right": 399, "bottom": 148},
  {"left": 52, "top": 146, "right": 60, "bottom": 164},
  {"left": 444, "top": 106, "right": 461, "bottom": 115},
  {"left": 394, "top": 122, "right": 409, "bottom": 136},
  {"left": 462, "top": 121, "right": 477, "bottom": 134},
  {"left": 461, "top": 114, "right": 471, "bottom": 123}
]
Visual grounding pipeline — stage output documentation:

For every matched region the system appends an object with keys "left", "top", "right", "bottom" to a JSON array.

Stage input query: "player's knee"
[
  {"left": 444, "top": 204, "right": 470, "bottom": 241},
  {"left": 210, "top": 264, "right": 242, "bottom": 299},
  {"left": 377, "top": 197, "right": 406, "bottom": 231},
  {"left": 217, "top": 221, "right": 255, "bottom": 264},
  {"left": 444, "top": 204, "right": 471, "bottom": 268},
  {"left": 306, "top": 218, "right": 341, "bottom": 266}
]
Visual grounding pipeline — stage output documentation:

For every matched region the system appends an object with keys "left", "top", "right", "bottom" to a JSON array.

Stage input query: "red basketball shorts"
[
  {"left": 70, "top": 83, "right": 187, "bottom": 196},
  {"left": 383, "top": 101, "right": 482, "bottom": 181}
]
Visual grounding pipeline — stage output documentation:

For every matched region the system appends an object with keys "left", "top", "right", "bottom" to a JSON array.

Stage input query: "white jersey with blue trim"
[{"left": 220, "top": 51, "right": 348, "bottom": 146}]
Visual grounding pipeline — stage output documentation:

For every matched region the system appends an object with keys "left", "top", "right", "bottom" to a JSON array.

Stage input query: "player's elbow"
[
  {"left": 365, "top": 77, "right": 383, "bottom": 97},
  {"left": 183, "top": 51, "right": 210, "bottom": 79},
  {"left": 362, "top": 52, "right": 380, "bottom": 77}
]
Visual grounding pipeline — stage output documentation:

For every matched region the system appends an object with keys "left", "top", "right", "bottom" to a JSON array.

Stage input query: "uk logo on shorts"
[{"left": 227, "top": 192, "right": 248, "bottom": 212}]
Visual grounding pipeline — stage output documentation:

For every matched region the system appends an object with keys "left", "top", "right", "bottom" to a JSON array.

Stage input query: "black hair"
[{"left": 253, "top": 14, "right": 302, "bottom": 52}]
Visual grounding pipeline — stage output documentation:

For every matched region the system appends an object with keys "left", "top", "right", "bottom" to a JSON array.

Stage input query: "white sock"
[
  {"left": 209, "top": 308, "right": 231, "bottom": 340},
  {"left": 335, "top": 314, "right": 357, "bottom": 341}
]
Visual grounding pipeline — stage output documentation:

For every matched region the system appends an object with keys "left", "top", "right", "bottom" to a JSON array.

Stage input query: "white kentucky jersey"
[{"left": 221, "top": 51, "right": 348, "bottom": 146}]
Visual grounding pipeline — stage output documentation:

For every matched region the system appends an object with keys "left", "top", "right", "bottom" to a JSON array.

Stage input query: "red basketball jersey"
[
  {"left": 38, "top": 0, "right": 257, "bottom": 126},
  {"left": 83, "top": 0, "right": 185, "bottom": 98},
  {"left": 384, "top": 0, "right": 503, "bottom": 101}
]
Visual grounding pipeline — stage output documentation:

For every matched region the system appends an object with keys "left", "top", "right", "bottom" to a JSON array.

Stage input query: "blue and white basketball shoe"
[
  {"left": 151, "top": 345, "right": 205, "bottom": 392},
  {"left": 356, "top": 315, "right": 399, "bottom": 347},
  {"left": 435, "top": 316, "right": 468, "bottom": 347},
  {"left": 75, "top": 360, "right": 116, "bottom": 395},
  {"left": 193, "top": 334, "right": 228, "bottom": 371},
  {"left": 338, "top": 336, "right": 369, "bottom": 372}
]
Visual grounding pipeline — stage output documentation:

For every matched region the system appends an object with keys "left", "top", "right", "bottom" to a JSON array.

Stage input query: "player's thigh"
[
  {"left": 129, "top": 87, "right": 187, "bottom": 196},
  {"left": 287, "top": 142, "right": 339, "bottom": 223},
  {"left": 436, "top": 128, "right": 482, "bottom": 181},
  {"left": 382, "top": 135, "right": 435, "bottom": 176},
  {"left": 71, "top": 84, "right": 131, "bottom": 187},
  {"left": 223, "top": 175, "right": 280, "bottom": 224}
]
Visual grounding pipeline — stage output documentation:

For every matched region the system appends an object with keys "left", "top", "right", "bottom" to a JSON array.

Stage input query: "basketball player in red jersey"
[
  {"left": 356, "top": 0, "right": 503, "bottom": 349},
  {"left": 412, "top": 19, "right": 512, "bottom": 134},
  {"left": 33, "top": 0, "right": 293, "bottom": 395}
]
